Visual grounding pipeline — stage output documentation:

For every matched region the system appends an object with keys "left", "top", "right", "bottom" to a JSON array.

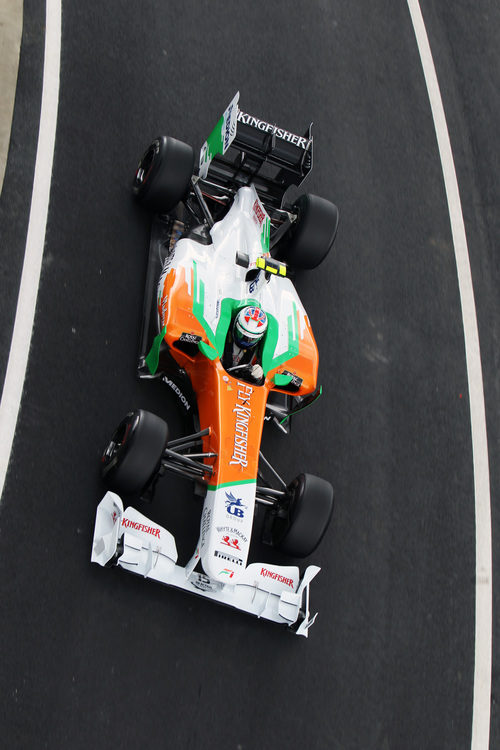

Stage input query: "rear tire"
[
  {"left": 277, "top": 193, "right": 339, "bottom": 270},
  {"left": 101, "top": 409, "right": 169, "bottom": 494},
  {"left": 132, "top": 136, "right": 194, "bottom": 213},
  {"left": 272, "top": 473, "right": 334, "bottom": 558}
]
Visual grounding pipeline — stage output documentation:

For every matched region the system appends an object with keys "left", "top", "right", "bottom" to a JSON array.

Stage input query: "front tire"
[
  {"left": 132, "top": 136, "right": 194, "bottom": 213},
  {"left": 101, "top": 409, "right": 169, "bottom": 494},
  {"left": 271, "top": 473, "right": 334, "bottom": 558}
]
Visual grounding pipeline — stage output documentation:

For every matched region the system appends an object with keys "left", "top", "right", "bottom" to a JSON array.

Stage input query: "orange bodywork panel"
[
  {"left": 264, "top": 311, "right": 318, "bottom": 397},
  {"left": 156, "top": 259, "right": 319, "bottom": 483},
  {"left": 159, "top": 266, "right": 205, "bottom": 354},
  {"left": 185, "top": 357, "right": 268, "bottom": 486}
]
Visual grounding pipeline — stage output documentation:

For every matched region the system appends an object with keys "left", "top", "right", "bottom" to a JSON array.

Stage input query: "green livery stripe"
[
  {"left": 260, "top": 216, "right": 271, "bottom": 253},
  {"left": 198, "top": 340, "right": 218, "bottom": 360},
  {"left": 191, "top": 261, "right": 299, "bottom": 373},
  {"left": 261, "top": 304, "right": 300, "bottom": 375},
  {"left": 191, "top": 267, "right": 264, "bottom": 361},
  {"left": 214, "top": 298, "right": 236, "bottom": 355},
  {"left": 273, "top": 373, "right": 294, "bottom": 387},
  {"left": 280, "top": 385, "right": 323, "bottom": 424},
  {"left": 214, "top": 298, "right": 261, "bottom": 355},
  {"left": 192, "top": 260, "right": 217, "bottom": 349},
  {"left": 207, "top": 479, "right": 257, "bottom": 490},
  {"left": 200, "top": 115, "right": 224, "bottom": 175},
  {"left": 237, "top": 297, "right": 260, "bottom": 308},
  {"left": 146, "top": 325, "right": 167, "bottom": 375}
]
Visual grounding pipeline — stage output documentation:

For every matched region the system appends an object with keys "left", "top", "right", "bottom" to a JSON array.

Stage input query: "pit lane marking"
[
  {"left": 0, "top": 0, "right": 61, "bottom": 501},
  {"left": 407, "top": 3, "right": 492, "bottom": 748}
]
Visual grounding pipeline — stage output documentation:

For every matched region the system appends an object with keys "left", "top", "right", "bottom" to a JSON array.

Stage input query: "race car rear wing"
[{"left": 198, "top": 92, "right": 313, "bottom": 211}]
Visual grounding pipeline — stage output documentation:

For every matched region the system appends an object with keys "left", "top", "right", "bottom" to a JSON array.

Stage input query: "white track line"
[
  {"left": 0, "top": 0, "right": 61, "bottom": 502},
  {"left": 407, "top": 2, "right": 492, "bottom": 748}
]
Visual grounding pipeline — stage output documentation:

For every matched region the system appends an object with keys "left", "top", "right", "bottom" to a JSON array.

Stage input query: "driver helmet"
[{"left": 233, "top": 306, "right": 268, "bottom": 349}]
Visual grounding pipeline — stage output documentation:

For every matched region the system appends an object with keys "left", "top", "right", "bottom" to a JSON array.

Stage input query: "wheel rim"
[
  {"left": 133, "top": 142, "right": 158, "bottom": 189},
  {"left": 101, "top": 413, "right": 138, "bottom": 472}
]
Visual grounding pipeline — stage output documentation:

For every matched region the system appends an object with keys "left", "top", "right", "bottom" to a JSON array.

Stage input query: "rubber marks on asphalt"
[
  {"left": 407, "top": 3, "right": 492, "bottom": 749},
  {"left": 0, "top": 0, "right": 61, "bottom": 502}
]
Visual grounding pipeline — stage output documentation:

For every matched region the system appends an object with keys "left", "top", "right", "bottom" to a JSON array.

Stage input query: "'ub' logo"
[{"left": 225, "top": 492, "right": 247, "bottom": 518}]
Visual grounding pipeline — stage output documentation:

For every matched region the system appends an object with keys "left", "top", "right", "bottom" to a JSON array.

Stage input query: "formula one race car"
[{"left": 91, "top": 93, "right": 339, "bottom": 636}]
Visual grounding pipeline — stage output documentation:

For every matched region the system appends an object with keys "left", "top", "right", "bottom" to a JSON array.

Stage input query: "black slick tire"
[
  {"left": 132, "top": 136, "right": 195, "bottom": 213},
  {"left": 274, "top": 473, "right": 334, "bottom": 558},
  {"left": 278, "top": 193, "right": 339, "bottom": 270},
  {"left": 101, "top": 409, "right": 169, "bottom": 494}
]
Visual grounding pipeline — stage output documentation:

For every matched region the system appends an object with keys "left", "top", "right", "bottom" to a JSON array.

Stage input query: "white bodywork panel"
[
  {"left": 92, "top": 492, "right": 320, "bottom": 636},
  {"left": 158, "top": 184, "right": 310, "bottom": 367},
  {"left": 199, "top": 483, "right": 256, "bottom": 583}
]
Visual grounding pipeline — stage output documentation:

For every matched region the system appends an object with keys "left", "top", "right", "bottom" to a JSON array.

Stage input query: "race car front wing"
[{"left": 91, "top": 492, "right": 320, "bottom": 637}]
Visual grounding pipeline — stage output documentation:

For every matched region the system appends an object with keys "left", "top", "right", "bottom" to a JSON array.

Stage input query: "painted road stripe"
[
  {"left": 407, "top": 2, "right": 492, "bottom": 748},
  {"left": 0, "top": 0, "right": 61, "bottom": 502}
]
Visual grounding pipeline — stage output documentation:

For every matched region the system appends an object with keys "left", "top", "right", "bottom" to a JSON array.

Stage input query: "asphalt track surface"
[{"left": 0, "top": 1, "right": 499, "bottom": 748}]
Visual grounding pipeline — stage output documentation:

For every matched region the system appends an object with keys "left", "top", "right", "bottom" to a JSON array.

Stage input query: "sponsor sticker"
[
  {"left": 248, "top": 272, "right": 261, "bottom": 295},
  {"left": 237, "top": 110, "right": 309, "bottom": 150},
  {"left": 157, "top": 253, "right": 174, "bottom": 309},
  {"left": 252, "top": 198, "right": 266, "bottom": 227},
  {"left": 179, "top": 332, "right": 201, "bottom": 345},
  {"left": 121, "top": 517, "right": 160, "bottom": 539},
  {"left": 221, "top": 535, "right": 241, "bottom": 550},
  {"left": 216, "top": 526, "right": 248, "bottom": 544},
  {"left": 199, "top": 92, "right": 240, "bottom": 179},
  {"left": 214, "top": 550, "right": 243, "bottom": 566},
  {"left": 162, "top": 375, "right": 191, "bottom": 412},
  {"left": 191, "top": 573, "right": 222, "bottom": 593},
  {"left": 200, "top": 507, "right": 212, "bottom": 546},
  {"left": 224, "top": 101, "right": 237, "bottom": 150},
  {"left": 225, "top": 491, "right": 247, "bottom": 519},
  {"left": 260, "top": 567, "right": 294, "bottom": 589},
  {"left": 230, "top": 382, "right": 253, "bottom": 468},
  {"left": 281, "top": 369, "right": 303, "bottom": 388}
]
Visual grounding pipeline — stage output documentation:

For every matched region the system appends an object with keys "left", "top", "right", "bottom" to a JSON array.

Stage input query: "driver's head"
[{"left": 233, "top": 306, "right": 268, "bottom": 349}]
